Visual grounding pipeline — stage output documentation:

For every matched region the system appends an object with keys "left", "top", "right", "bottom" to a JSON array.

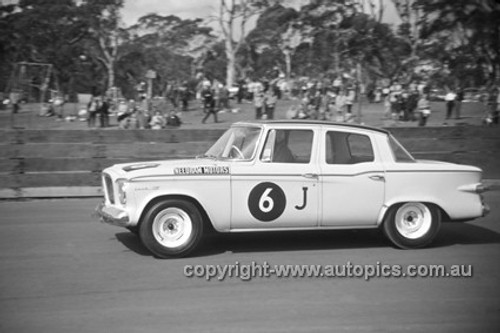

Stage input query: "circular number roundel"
[{"left": 248, "top": 182, "right": 286, "bottom": 222}]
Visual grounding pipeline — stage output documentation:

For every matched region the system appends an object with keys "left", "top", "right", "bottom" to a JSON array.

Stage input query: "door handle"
[
  {"left": 302, "top": 173, "right": 318, "bottom": 179},
  {"left": 369, "top": 174, "right": 385, "bottom": 181}
]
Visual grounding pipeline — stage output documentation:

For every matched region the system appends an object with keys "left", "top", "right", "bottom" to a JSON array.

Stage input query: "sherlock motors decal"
[
  {"left": 174, "top": 166, "right": 230, "bottom": 175},
  {"left": 248, "top": 182, "right": 286, "bottom": 222}
]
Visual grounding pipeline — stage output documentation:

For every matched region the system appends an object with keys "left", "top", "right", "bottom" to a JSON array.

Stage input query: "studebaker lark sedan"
[{"left": 96, "top": 121, "right": 490, "bottom": 258}]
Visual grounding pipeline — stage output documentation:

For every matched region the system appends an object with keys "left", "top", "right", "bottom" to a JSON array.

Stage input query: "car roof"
[{"left": 234, "top": 120, "right": 389, "bottom": 134}]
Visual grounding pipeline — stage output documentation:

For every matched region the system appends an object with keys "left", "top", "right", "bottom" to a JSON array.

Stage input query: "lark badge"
[{"left": 173, "top": 165, "right": 230, "bottom": 175}]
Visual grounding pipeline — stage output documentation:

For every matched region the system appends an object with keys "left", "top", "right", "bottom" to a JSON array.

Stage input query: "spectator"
[
  {"left": 10, "top": 92, "right": 20, "bottom": 114},
  {"left": 345, "top": 88, "right": 355, "bottom": 116},
  {"left": 383, "top": 94, "right": 391, "bottom": 119},
  {"left": 417, "top": 94, "right": 431, "bottom": 126},
  {"left": 236, "top": 80, "right": 245, "bottom": 104},
  {"left": 150, "top": 110, "right": 166, "bottom": 129},
  {"left": 166, "top": 81, "right": 179, "bottom": 109},
  {"left": 128, "top": 112, "right": 138, "bottom": 129},
  {"left": 179, "top": 81, "right": 190, "bottom": 111},
  {"left": 166, "top": 111, "right": 182, "bottom": 127},
  {"left": 488, "top": 86, "right": 499, "bottom": 125},
  {"left": 201, "top": 88, "right": 218, "bottom": 124},
  {"left": 445, "top": 89, "right": 457, "bottom": 120},
  {"left": 87, "top": 96, "right": 100, "bottom": 128},
  {"left": 99, "top": 97, "right": 110, "bottom": 128},
  {"left": 335, "top": 90, "right": 346, "bottom": 122},
  {"left": 390, "top": 93, "right": 400, "bottom": 122},
  {"left": 265, "top": 88, "right": 278, "bottom": 120},
  {"left": 455, "top": 88, "right": 464, "bottom": 119},
  {"left": 407, "top": 90, "right": 419, "bottom": 121},
  {"left": 254, "top": 89, "right": 265, "bottom": 120},
  {"left": 137, "top": 95, "right": 149, "bottom": 129},
  {"left": 219, "top": 85, "right": 230, "bottom": 111},
  {"left": 117, "top": 100, "right": 130, "bottom": 129},
  {"left": 53, "top": 95, "right": 65, "bottom": 121}
]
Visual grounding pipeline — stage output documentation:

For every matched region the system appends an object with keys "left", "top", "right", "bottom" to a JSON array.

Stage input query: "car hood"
[{"left": 105, "top": 158, "right": 232, "bottom": 180}]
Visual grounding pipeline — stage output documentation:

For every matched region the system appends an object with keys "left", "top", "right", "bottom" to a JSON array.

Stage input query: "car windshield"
[
  {"left": 388, "top": 135, "right": 415, "bottom": 163},
  {"left": 204, "top": 126, "right": 262, "bottom": 160}
]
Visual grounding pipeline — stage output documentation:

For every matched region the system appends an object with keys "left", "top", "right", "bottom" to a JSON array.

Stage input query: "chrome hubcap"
[
  {"left": 152, "top": 208, "right": 192, "bottom": 248},
  {"left": 395, "top": 203, "right": 432, "bottom": 239}
]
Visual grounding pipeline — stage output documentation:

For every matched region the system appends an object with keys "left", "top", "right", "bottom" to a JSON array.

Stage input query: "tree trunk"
[
  {"left": 226, "top": 52, "right": 236, "bottom": 88},
  {"left": 225, "top": 37, "right": 235, "bottom": 87},
  {"left": 284, "top": 50, "right": 292, "bottom": 79},
  {"left": 107, "top": 61, "right": 115, "bottom": 91}
]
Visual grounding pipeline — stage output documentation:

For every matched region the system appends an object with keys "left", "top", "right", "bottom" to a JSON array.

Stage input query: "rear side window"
[{"left": 326, "top": 131, "right": 374, "bottom": 164}]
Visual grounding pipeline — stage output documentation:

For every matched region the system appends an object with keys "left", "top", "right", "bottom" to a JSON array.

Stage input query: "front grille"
[{"left": 103, "top": 173, "right": 115, "bottom": 204}]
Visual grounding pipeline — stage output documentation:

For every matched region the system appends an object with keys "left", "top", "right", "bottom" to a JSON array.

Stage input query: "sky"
[
  {"left": 121, "top": 0, "right": 399, "bottom": 33},
  {"left": 121, "top": 0, "right": 311, "bottom": 32},
  {"left": 121, "top": 0, "right": 219, "bottom": 26}
]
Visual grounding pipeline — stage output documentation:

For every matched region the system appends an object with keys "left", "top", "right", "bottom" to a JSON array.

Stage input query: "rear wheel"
[
  {"left": 383, "top": 202, "right": 441, "bottom": 249},
  {"left": 139, "top": 199, "right": 203, "bottom": 258}
]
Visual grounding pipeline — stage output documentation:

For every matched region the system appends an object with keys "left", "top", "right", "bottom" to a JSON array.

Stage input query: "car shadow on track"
[
  {"left": 114, "top": 222, "right": 500, "bottom": 258},
  {"left": 434, "top": 222, "right": 500, "bottom": 247}
]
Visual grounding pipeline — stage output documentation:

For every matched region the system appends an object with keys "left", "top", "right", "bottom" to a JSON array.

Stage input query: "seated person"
[{"left": 273, "top": 131, "right": 294, "bottom": 163}]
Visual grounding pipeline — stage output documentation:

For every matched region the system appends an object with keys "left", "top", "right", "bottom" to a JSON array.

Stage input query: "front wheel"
[
  {"left": 139, "top": 199, "right": 204, "bottom": 258},
  {"left": 383, "top": 202, "right": 441, "bottom": 249}
]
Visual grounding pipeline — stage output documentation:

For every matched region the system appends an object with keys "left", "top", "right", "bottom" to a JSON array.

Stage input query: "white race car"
[{"left": 96, "top": 121, "right": 489, "bottom": 258}]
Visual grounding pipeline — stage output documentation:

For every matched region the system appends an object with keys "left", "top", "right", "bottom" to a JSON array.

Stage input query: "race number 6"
[
  {"left": 248, "top": 182, "right": 286, "bottom": 222},
  {"left": 259, "top": 188, "right": 274, "bottom": 213}
]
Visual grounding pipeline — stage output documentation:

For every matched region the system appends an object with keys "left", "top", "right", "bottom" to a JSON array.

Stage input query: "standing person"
[
  {"left": 345, "top": 88, "right": 355, "bottom": 118},
  {"left": 265, "top": 88, "right": 278, "bottom": 120},
  {"left": 87, "top": 95, "right": 100, "bottom": 128},
  {"left": 54, "top": 95, "right": 65, "bottom": 120},
  {"left": 390, "top": 93, "right": 400, "bottom": 122},
  {"left": 137, "top": 95, "right": 149, "bottom": 129},
  {"left": 383, "top": 93, "right": 391, "bottom": 119},
  {"left": 166, "top": 81, "right": 179, "bottom": 110},
  {"left": 99, "top": 97, "right": 110, "bottom": 128},
  {"left": 445, "top": 89, "right": 457, "bottom": 119},
  {"left": 417, "top": 94, "right": 431, "bottom": 126},
  {"left": 455, "top": 87, "right": 464, "bottom": 119},
  {"left": 219, "top": 85, "right": 230, "bottom": 111},
  {"left": 488, "top": 86, "right": 499, "bottom": 125},
  {"left": 236, "top": 80, "right": 244, "bottom": 104},
  {"left": 334, "top": 89, "right": 346, "bottom": 122},
  {"left": 407, "top": 90, "right": 419, "bottom": 121},
  {"left": 495, "top": 86, "right": 500, "bottom": 125},
  {"left": 254, "top": 89, "right": 265, "bottom": 120},
  {"left": 201, "top": 88, "right": 218, "bottom": 124},
  {"left": 179, "top": 81, "right": 190, "bottom": 111}
]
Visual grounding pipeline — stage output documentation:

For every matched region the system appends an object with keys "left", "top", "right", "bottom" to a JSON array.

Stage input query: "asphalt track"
[{"left": 0, "top": 192, "right": 499, "bottom": 332}]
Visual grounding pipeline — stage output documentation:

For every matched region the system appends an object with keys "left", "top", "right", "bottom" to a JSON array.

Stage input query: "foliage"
[{"left": 1, "top": 0, "right": 497, "bottom": 100}]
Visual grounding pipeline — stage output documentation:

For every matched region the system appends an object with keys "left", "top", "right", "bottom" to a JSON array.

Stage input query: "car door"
[
  {"left": 230, "top": 127, "right": 320, "bottom": 229},
  {"left": 319, "top": 129, "right": 385, "bottom": 226}
]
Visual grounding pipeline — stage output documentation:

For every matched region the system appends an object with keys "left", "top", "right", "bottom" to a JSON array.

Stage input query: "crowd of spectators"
[{"left": 4, "top": 71, "right": 497, "bottom": 129}]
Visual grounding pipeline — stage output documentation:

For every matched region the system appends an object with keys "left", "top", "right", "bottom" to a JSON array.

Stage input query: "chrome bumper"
[{"left": 95, "top": 202, "right": 130, "bottom": 227}]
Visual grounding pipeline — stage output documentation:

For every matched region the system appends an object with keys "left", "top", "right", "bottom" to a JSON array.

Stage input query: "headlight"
[{"left": 116, "top": 179, "right": 128, "bottom": 205}]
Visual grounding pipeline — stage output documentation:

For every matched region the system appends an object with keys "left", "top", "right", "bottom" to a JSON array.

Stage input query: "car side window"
[
  {"left": 261, "top": 129, "right": 313, "bottom": 163},
  {"left": 326, "top": 131, "right": 374, "bottom": 164}
]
